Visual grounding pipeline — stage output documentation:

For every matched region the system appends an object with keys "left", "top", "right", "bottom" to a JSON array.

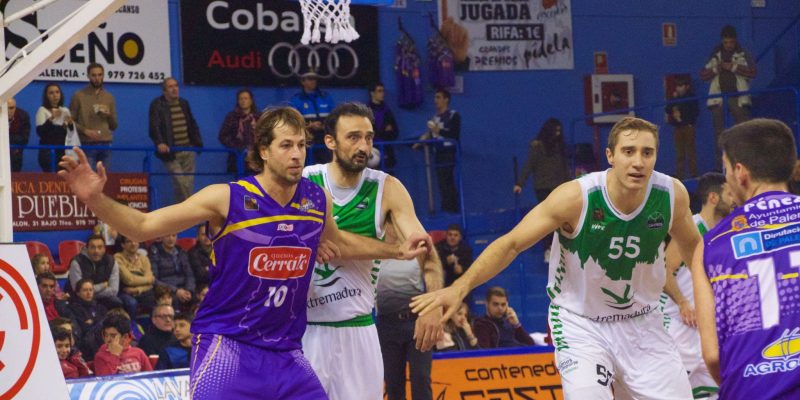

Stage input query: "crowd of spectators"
[{"left": 32, "top": 222, "right": 210, "bottom": 379}]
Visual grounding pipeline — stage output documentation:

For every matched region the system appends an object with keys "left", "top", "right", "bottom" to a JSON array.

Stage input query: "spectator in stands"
[
  {"left": 514, "top": 118, "right": 571, "bottom": 203},
  {"left": 50, "top": 317, "right": 79, "bottom": 348},
  {"left": 68, "top": 234, "right": 123, "bottom": 310},
  {"left": 149, "top": 233, "right": 195, "bottom": 308},
  {"left": 414, "top": 89, "right": 461, "bottom": 212},
  {"left": 366, "top": 82, "right": 399, "bottom": 170},
  {"left": 68, "top": 278, "right": 108, "bottom": 339},
  {"left": 435, "top": 224, "right": 473, "bottom": 287},
  {"left": 54, "top": 327, "right": 91, "bottom": 378},
  {"left": 700, "top": 24, "right": 756, "bottom": 170},
  {"left": 665, "top": 77, "right": 700, "bottom": 179},
  {"left": 8, "top": 97, "right": 31, "bottom": 172},
  {"left": 148, "top": 77, "right": 203, "bottom": 203},
  {"left": 188, "top": 225, "right": 212, "bottom": 287},
  {"left": 154, "top": 285, "right": 174, "bottom": 306},
  {"left": 31, "top": 254, "right": 69, "bottom": 300},
  {"left": 156, "top": 312, "right": 193, "bottom": 370},
  {"left": 218, "top": 88, "right": 260, "bottom": 175},
  {"left": 115, "top": 234, "right": 156, "bottom": 318},
  {"left": 288, "top": 69, "right": 335, "bottom": 163},
  {"left": 69, "top": 62, "right": 118, "bottom": 168},
  {"left": 94, "top": 314, "right": 152, "bottom": 376},
  {"left": 473, "top": 287, "right": 534, "bottom": 349},
  {"left": 138, "top": 304, "right": 176, "bottom": 356},
  {"left": 36, "top": 82, "right": 73, "bottom": 172},
  {"left": 436, "top": 302, "right": 478, "bottom": 351},
  {"left": 38, "top": 272, "right": 72, "bottom": 321}
]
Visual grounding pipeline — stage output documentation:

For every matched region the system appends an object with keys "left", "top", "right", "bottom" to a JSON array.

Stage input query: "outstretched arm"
[
  {"left": 411, "top": 181, "right": 581, "bottom": 322},
  {"left": 58, "top": 148, "right": 227, "bottom": 242},
  {"left": 319, "top": 189, "right": 431, "bottom": 261}
]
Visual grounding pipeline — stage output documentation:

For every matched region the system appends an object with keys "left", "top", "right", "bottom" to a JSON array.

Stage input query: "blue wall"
[{"left": 10, "top": 0, "right": 800, "bottom": 331}]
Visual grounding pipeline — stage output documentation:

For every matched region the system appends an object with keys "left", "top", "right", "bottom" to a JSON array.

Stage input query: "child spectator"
[
  {"left": 93, "top": 314, "right": 152, "bottom": 376},
  {"left": 154, "top": 285, "right": 173, "bottom": 306},
  {"left": 32, "top": 254, "right": 67, "bottom": 299},
  {"left": 54, "top": 327, "right": 92, "bottom": 378},
  {"left": 156, "top": 313, "right": 193, "bottom": 370}
]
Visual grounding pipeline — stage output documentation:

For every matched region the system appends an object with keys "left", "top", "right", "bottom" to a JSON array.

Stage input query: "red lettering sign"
[{"left": 248, "top": 247, "right": 311, "bottom": 280}]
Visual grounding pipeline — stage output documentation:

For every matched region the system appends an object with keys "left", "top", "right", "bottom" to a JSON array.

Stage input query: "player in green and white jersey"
[
  {"left": 302, "top": 103, "right": 444, "bottom": 400},
  {"left": 662, "top": 173, "right": 733, "bottom": 400},
  {"left": 412, "top": 117, "right": 702, "bottom": 399}
]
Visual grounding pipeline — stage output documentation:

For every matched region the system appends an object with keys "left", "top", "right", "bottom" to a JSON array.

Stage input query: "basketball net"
[{"left": 299, "top": 0, "right": 359, "bottom": 44}]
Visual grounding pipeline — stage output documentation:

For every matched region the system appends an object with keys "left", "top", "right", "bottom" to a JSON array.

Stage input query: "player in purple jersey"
[
  {"left": 692, "top": 118, "right": 800, "bottom": 399},
  {"left": 57, "top": 107, "right": 432, "bottom": 400}
]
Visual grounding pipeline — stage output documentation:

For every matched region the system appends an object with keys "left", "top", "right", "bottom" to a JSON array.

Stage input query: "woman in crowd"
[
  {"left": 218, "top": 88, "right": 260, "bottom": 175},
  {"left": 35, "top": 82, "right": 73, "bottom": 172},
  {"left": 436, "top": 302, "right": 479, "bottom": 351},
  {"left": 513, "top": 118, "right": 571, "bottom": 203}
]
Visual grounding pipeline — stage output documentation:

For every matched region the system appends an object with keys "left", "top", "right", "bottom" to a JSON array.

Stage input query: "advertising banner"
[
  {"left": 3, "top": 0, "right": 171, "bottom": 83},
  {"left": 180, "top": 0, "right": 380, "bottom": 87},
  {"left": 430, "top": 348, "right": 563, "bottom": 399},
  {"left": 0, "top": 244, "right": 69, "bottom": 400},
  {"left": 438, "top": 0, "right": 573, "bottom": 71},
  {"left": 65, "top": 348, "right": 563, "bottom": 400},
  {"left": 11, "top": 173, "right": 148, "bottom": 232}
]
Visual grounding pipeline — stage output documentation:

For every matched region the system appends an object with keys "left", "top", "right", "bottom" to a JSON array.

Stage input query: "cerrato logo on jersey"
[
  {"left": 248, "top": 246, "right": 311, "bottom": 280},
  {"left": 244, "top": 195, "right": 259, "bottom": 210},
  {"left": 743, "top": 328, "right": 800, "bottom": 378},
  {"left": 646, "top": 212, "right": 665, "bottom": 230}
]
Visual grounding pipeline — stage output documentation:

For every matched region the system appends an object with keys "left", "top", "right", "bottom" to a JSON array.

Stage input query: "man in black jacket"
[
  {"left": 149, "top": 233, "right": 195, "bottom": 309},
  {"left": 148, "top": 77, "right": 203, "bottom": 203},
  {"left": 68, "top": 234, "right": 123, "bottom": 310}
]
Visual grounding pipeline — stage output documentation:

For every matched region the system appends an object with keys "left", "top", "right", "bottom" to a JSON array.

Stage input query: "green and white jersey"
[
  {"left": 547, "top": 170, "right": 675, "bottom": 322},
  {"left": 303, "top": 164, "right": 387, "bottom": 323},
  {"left": 662, "top": 214, "right": 708, "bottom": 318}
]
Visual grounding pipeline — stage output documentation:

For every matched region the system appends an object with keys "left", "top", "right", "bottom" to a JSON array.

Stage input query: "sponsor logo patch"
[
  {"left": 248, "top": 246, "right": 311, "bottom": 280},
  {"left": 646, "top": 212, "right": 664, "bottom": 230},
  {"left": 244, "top": 195, "right": 259, "bottom": 210},
  {"left": 731, "top": 215, "right": 749, "bottom": 231},
  {"left": 277, "top": 223, "right": 294, "bottom": 232},
  {"left": 298, "top": 197, "right": 316, "bottom": 212},
  {"left": 743, "top": 328, "right": 800, "bottom": 377}
]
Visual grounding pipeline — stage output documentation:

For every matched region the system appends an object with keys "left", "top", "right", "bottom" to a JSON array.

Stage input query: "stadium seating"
[
  {"left": 25, "top": 241, "right": 60, "bottom": 273},
  {"left": 58, "top": 240, "right": 86, "bottom": 272},
  {"left": 176, "top": 238, "right": 197, "bottom": 251}
]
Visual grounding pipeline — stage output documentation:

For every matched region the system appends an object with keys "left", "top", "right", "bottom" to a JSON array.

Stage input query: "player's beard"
[{"left": 334, "top": 149, "right": 368, "bottom": 174}]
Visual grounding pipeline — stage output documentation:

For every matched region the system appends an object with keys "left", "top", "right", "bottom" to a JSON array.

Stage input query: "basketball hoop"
[{"left": 298, "top": 0, "right": 393, "bottom": 44}]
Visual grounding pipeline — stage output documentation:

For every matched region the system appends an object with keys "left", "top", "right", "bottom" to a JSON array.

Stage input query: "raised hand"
[
  {"left": 399, "top": 232, "right": 432, "bottom": 260},
  {"left": 414, "top": 306, "right": 444, "bottom": 351},
  {"left": 411, "top": 285, "right": 465, "bottom": 324},
  {"left": 57, "top": 147, "right": 107, "bottom": 204}
]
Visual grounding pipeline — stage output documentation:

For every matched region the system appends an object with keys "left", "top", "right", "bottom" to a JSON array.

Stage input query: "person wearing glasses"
[{"left": 138, "top": 304, "right": 176, "bottom": 357}]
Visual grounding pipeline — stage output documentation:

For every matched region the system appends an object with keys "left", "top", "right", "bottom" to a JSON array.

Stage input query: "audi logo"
[{"left": 268, "top": 43, "right": 359, "bottom": 80}]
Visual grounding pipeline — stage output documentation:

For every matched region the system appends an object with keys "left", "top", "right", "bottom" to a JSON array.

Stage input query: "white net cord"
[{"left": 299, "top": 0, "right": 360, "bottom": 44}]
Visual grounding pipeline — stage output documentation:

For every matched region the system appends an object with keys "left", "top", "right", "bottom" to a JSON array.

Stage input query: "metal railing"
[{"left": 12, "top": 138, "right": 467, "bottom": 228}]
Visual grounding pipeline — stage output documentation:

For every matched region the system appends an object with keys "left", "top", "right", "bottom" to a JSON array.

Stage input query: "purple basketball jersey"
[
  {"left": 191, "top": 176, "right": 327, "bottom": 351},
  {"left": 704, "top": 191, "right": 800, "bottom": 399}
]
